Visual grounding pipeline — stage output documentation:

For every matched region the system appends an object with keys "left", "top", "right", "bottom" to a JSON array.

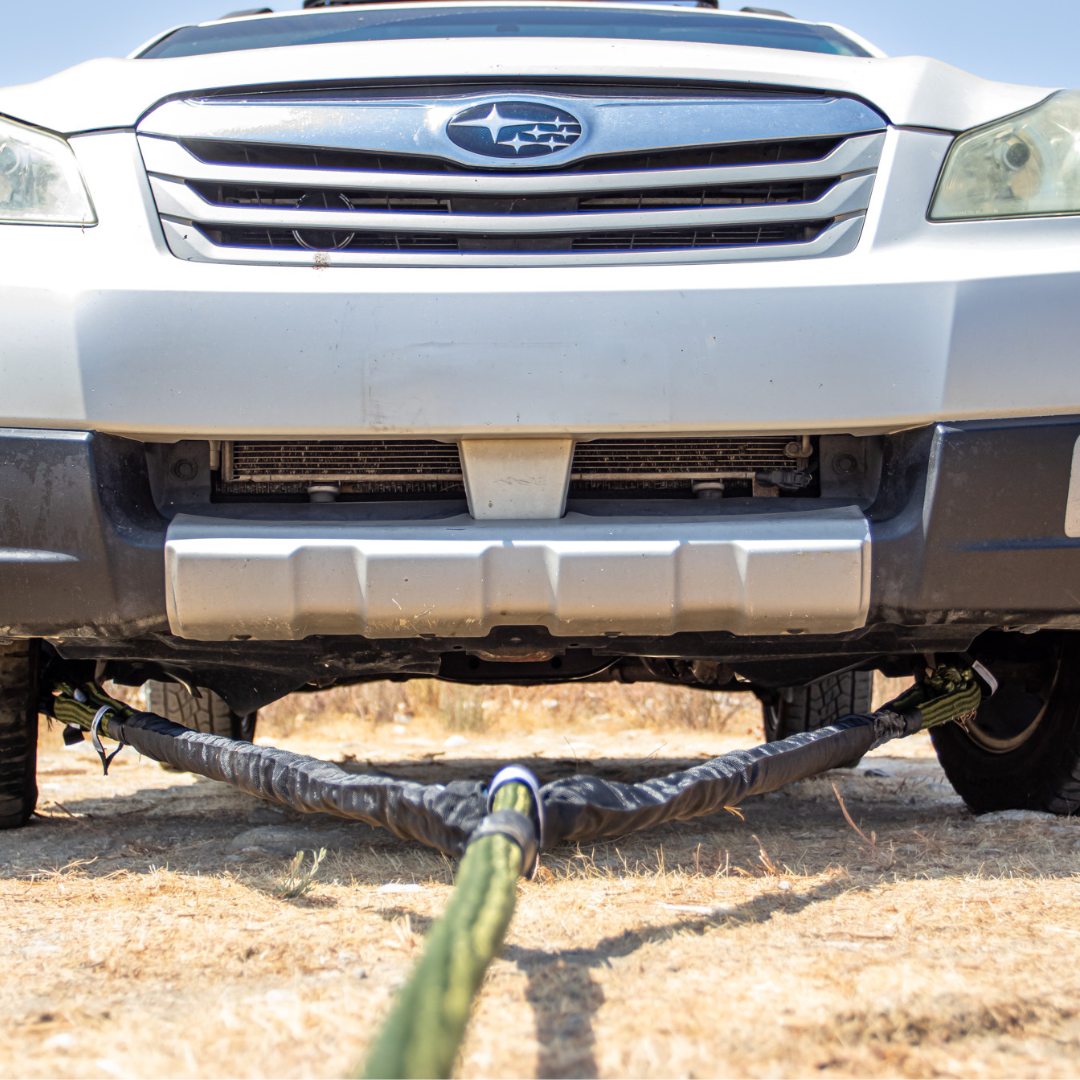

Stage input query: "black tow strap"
[{"left": 45, "top": 665, "right": 984, "bottom": 857}]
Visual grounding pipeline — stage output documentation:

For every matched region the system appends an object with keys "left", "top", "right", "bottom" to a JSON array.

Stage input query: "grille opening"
[
  {"left": 225, "top": 439, "right": 463, "bottom": 481},
  {"left": 217, "top": 438, "right": 467, "bottom": 501},
  {"left": 215, "top": 436, "right": 817, "bottom": 502},
  {"left": 571, "top": 436, "right": 801, "bottom": 478},
  {"left": 200, "top": 221, "right": 829, "bottom": 254},
  {"left": 186, "top": 177, "right": 836, "bottom": 213},
  {"left": 180, "top": 135, "right": 846, "bottom": 176},
  {"left": 570, "top": 435, "right": 817, "bottom": 497}
]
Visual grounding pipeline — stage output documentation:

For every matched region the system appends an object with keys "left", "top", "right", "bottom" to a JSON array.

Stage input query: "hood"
[{"left": 0, "top": 36, "right": 1053, "bottom": 136}]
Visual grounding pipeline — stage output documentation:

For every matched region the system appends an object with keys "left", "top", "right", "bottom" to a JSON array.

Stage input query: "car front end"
[{"left": 3, "top": 1, "right": 1080, "bottom": 821}]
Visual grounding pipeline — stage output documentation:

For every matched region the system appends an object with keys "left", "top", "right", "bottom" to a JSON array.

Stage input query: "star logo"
[
  {"left": 450, "top": 104, "right": 514, "bottom": 145},
  {"left": 446, "top": 101, "right": 583, "bottom": 161}
]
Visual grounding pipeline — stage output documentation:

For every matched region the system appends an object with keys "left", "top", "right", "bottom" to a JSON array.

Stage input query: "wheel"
[
  {"left": 764, "top": 670, "right": 873, "bottom": 766},
  {"left": 931, "top": 635, "right": 1080, "bottom": 815},
  {"left": 0, "top": 640, "right": 40, "bottom": 829},
  {"left": 146, "top": 681, "right": 257, "bottom": 742}
]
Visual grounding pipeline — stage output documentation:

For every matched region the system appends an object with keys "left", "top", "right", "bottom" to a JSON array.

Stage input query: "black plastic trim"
[
  {"left": 868, "top": 416, "right": 1080, "bottom": 627},
  {"left": 0, "top": 429, "right": 168, "bottom": 637}
]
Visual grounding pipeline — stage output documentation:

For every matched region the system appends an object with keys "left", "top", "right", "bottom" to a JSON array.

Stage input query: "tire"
[
  {"left": 0, "top": 640, "right": 40, "bottom": 830},
  {"left": 931, "top": 636, "right": 1080, "bottom": 815},
  {"left": 764, "top": 670, "right": 874, "bottom": 766},
  {"left": 145, "top": 681, "right": 257, "bottom": 742}
]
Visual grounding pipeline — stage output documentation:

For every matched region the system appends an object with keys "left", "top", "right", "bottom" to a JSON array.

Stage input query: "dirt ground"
[{"left": 3, "top": 681, "right": 1080, "bottom": 1079}]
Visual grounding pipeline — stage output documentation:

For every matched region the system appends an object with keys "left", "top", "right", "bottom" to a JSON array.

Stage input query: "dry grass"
[
  {"left": 258, "top": 678, "right": 763, "bottom": 740},
  {"left": 5, "top": 675, "right": 1079, "bottom": 1079}
]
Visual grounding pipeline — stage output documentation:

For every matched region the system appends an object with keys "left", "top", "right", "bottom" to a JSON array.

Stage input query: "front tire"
[
  {"left": 932, "top": 636, "right": 1080, "bottom": 815},
  {"left": 0, "top": 640, "right": 40, "bottom": 829},
  {"left": 146, "top": 681, "right": 257, "bottom": 742}
]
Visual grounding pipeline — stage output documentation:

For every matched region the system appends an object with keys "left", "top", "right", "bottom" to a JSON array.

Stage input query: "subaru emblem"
[{"left": 446, "top": 101, "right": 583, "bottom": 159}]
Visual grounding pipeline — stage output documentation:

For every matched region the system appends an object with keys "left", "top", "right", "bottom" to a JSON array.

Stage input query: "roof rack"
[
  {"left": 739, "top": 5, "right": 794, "bottom": 16},
  {"left": 300, "top": 0, "right": 722, "bottom": 7}
]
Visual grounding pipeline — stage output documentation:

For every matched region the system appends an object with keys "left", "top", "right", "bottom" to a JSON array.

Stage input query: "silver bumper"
[{"left": 164, "top": 509, "right": 871, "bottom": 641}]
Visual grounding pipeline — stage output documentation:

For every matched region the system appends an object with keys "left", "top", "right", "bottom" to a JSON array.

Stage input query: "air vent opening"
[
  {"left": 214, "top": 436, "right": 819, "bottom": 503},
  {"left": 199, "top": 221, "right": 830, "bottom": 254},
  {"left": 179, "top": 134, "right": 847, "bottom": 176}
]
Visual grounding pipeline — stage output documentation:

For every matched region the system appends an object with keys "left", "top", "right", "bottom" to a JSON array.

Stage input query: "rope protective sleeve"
[
  {"left": 106, "top": 708, "right": 877, "bottom": 853},
  {"left": 540, "top": 714, "right": 877, "bottom": 845},
  {"left": 535, "top": 665, "right": 981, "bottom": 845},
  {"left": 113, "top": 711, "right": 486, "bottom": 856},
  {"left": 44, "top": 664, "right": 982, "bottom": 857}
]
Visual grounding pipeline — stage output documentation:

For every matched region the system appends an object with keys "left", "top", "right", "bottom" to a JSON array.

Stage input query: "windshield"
[{"left": 140, "top": 5, "right": 871, "bottom": 59}]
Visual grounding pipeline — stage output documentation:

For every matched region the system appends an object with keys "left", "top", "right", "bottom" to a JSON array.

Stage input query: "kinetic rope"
[{"left": 44, "top": 664, "right": 986, "bottom": 1078}]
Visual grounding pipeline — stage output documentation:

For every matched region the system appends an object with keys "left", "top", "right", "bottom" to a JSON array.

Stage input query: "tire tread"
[
  {"left": 145, "top": 682, "right": 256, "bottom": 742},
  {"left": 0, "top": 641, "right": 38, "bottom": 829},
  {"left": 769, "top": 670, "right": 874, "bottom": 740}
]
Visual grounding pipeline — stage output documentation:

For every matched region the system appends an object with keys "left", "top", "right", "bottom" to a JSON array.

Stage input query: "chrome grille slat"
[
  {"left": 138, "top": 132, "right": 884, "bottom": 195},
  {"left": 139, "top": 91, "right": 886, "bottom": 168},
  {"left": 161, "top": 214, "right": 864, "bottom": 266},
  {"left": 151, "top": 172, "right": 874, "bottom": 234}
]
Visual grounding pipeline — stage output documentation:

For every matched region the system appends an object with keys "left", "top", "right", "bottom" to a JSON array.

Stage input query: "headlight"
[
  {"left": 0, "top": 115, "right": 96, "bottom": 226},
  {"left": 930, "top": 89, "right": 1080, "bottom": 220}
]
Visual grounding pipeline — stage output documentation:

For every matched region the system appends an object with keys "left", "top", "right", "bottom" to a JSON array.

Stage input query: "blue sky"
[{"left": 1, "top": 0, "right": 1077, "bottom": 90}]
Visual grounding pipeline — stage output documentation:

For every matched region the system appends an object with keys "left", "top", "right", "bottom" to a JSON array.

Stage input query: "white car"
[{"left": 2, "top": 0, "right": 1080, "bottom": 827}]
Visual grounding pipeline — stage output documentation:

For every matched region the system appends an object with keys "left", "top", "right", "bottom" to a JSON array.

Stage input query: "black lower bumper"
[
  {"left": 870, "top": 416, "right": 1080, "bottom": 628},
  {"left": 3, "top": 418, "right": 1080, "bottom": 643},
  {"left": 0, "top": 429, "right": 167, "bottom": 638}
]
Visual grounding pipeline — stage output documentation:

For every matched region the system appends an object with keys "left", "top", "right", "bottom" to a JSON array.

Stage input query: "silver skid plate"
[{"left": 164, "top": 509, "right": 871, "bottom": 641}]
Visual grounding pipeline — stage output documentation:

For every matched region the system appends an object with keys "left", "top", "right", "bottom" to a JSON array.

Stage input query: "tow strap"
[{"left": 44, "top": 665, "right": 984, "bottom": 1078}]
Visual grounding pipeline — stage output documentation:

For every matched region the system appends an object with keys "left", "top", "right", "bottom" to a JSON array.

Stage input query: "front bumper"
[
  {"left": 4, "top": 418, "right": 1080, "bottom": 643},
  {"left": 4, "top": 130, "right": 1080, "bottom": 439}
]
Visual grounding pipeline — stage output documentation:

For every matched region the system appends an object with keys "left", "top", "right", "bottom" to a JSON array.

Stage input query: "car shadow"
[
  {"left": 377, "top": 880, "right": 846, "bottom": 1079},
  {"left": 329, "top": 750, "right": 740, "bottom": 785}
]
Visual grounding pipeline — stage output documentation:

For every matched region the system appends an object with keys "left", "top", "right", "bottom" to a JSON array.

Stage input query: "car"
[{"left": 3, "top": 0, "right": 1080, "bottom": 830}]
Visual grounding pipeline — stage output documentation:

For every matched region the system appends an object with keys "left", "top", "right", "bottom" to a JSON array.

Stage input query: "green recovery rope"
[
  {"left": 358, "top": 771, "right": 539, "bottom": 1080},
  {"left": 42, "top": 667, "right": 987, "bottom": 1080}
]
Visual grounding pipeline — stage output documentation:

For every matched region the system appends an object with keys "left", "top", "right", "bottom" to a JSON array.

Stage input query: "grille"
[
  {"left": 224, "top": 440, "right": 462, "bottom": 482},
  {"left": 137, "top": 89, "right": 885, "bottom": 267},
  {"left": 220, "top": 436, "right": 805, "bottom": 491},
  {"left": 571, "top": 437, "right": 798, "bottom": 481}
]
